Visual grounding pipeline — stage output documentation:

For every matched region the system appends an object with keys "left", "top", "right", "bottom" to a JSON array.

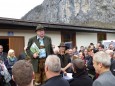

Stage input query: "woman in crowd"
[
  {"left": 5, "top": 49, "right": 17, "bottom": 86},
  {"left": 84, "top": 48, "right": 88, "bottom": 58}
]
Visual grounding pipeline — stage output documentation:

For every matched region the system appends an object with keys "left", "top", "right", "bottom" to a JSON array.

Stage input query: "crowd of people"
[{"left": 0, "top": 24, "right": 115, "bottom": 86}]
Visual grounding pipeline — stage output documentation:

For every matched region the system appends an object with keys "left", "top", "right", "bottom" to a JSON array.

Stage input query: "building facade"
[{"left": 0, "top": 17, "right": 115, "bottom": 56}]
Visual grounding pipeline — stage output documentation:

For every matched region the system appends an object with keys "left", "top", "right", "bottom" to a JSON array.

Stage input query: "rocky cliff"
[{"left": 22, "top": 0, "right": 115, "bottom": 29}]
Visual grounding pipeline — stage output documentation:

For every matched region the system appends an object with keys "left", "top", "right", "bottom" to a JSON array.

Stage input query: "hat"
[
  {"left": 35, "top": 24, "right": 45, "bottom": 32},
  {"left": 58, "top": 42, "right": 67, "bottom": 48}
]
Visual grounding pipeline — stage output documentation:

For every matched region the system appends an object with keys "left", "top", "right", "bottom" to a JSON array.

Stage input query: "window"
[
  {"left": 97, "top": 33, "right": 106, "bottom": 42},
  {"left": 61, "top": 31, "right": 76, "bottom": 48}
]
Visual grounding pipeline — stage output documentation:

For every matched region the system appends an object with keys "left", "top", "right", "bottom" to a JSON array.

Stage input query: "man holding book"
[{"left": 27, "top": 24, "right": 54, "bottom": 86}]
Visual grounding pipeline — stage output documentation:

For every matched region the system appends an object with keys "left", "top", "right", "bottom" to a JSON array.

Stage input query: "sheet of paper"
[{"left": 63, "top": 73, "right": 73, "bottom": 80}]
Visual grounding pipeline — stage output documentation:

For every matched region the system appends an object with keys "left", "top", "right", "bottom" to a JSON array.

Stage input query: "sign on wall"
[{"left": 8, "top": 31, "right": 14, "bottom": 36}]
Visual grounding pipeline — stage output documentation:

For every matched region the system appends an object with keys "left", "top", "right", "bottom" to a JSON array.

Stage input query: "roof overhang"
[{"left": 0, "top": 17, "right": 115, "bottom": 33}]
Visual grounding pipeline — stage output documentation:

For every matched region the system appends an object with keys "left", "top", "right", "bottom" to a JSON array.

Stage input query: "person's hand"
[
  {"left": 61, "top": 68, "right": 67, "bottom": 76},
  {"left": 33, "top": 53, "right": 38, "bottom": 58},
  {"left": 61, "top": 68, "right": 65, "bottom": 72},
  {"left": 63, "top": 71, "right": 67, "bottom": 76}
]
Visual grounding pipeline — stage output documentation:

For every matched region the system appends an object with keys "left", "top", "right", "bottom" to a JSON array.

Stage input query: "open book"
[{"left": 30, "top": 42, "right": 40, "bottom": 54}]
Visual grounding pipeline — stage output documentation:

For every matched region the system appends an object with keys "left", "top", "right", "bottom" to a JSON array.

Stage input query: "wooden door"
[{"left": 9, "top": 37, "right": 24, "bottom": 57}]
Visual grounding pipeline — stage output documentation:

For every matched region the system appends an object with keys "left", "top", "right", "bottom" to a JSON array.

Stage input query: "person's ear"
[
  {"left": 12, "top": 75, "right": 15, "bottom": 81},
  {"left": 99, "top": 63, "right": 103, "bottom": 68},
  {"left": 45, "top": 65, "right": 48, "bottom": 72},
  {"left": 32, "top": 72, "right": 35, "bottom": 79}
]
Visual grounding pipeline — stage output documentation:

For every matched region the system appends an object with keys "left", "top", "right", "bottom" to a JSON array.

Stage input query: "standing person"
[
  {"left": 93, "top": 51, "right": 115, "bottom": 86},
  {"left": 26, "top": 24, "right": 54, "bottom": 86},
  {"left": 0, "top": 45, "right": 7, "bottom": 62},
  {"left": 79, "top": 46, "right": 84, "bottom": 53},
  {"left": 0, "top": 45, "right": 8, "bottom": 86},
  {"left": 57, "top": 42, "right": 71, "bottom": 73},
  {"left": 72, "top": 46, "right": 79, "bottom": 55},
  {"left": 0, "top": 58, "right": 11, "bottom": 86},
  {"left": 69, "top": 59, "right": 93, "bottom": 86},
  {"left": 98, "top": 44, "right": 105, "bottom": 51},
  {"left": 12, "top": 60, "right": 34, "bottom": 86},
  {"left": 5, "top": 49, "right": 17, "bottom": 86},
  {"left": 86, "top": 48, "right": 95, "bottom": 79},
  {"left": 42, "top": 55, "right": 70, "bottom": 86}
]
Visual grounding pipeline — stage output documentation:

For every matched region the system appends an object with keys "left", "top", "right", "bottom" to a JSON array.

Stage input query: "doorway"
[
  {"left": 0, "top": 39, "right": 9, "bottom": 53},
  {"left": 0, "top": 36, "right": 24, "bottom": 57}
]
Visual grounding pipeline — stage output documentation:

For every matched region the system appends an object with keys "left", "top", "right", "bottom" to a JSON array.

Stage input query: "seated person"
[
  {"left": 12, "top": 60, "right": 34, "bottom": 86},
  {"left": 69, "top": 58, "right": 93, "bottom": 86}
]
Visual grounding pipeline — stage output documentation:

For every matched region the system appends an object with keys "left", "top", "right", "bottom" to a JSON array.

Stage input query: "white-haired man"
[
  {"left": 93, "top": 51, "right": 115, "bottom": 86},
  {"left": 42, "top": 55, "right": 70, "bottom": 86}
]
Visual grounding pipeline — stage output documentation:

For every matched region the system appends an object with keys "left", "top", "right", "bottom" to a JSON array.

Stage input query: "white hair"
[
  {"left": 93, "top": 51, "right": 111, "bottom": 67},
  {"left": 105, "top": 50, "right": 113, "bottom": 56},
  {"left": 45, "top": 55, "right": 61, "bottom": 72}
]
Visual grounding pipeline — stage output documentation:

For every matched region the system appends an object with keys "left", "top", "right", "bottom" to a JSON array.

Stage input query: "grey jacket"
[
  {"left": 93, "top": 71, "right": 115, "bottom": 86},
  {"left": 0, "top": 62, "right": 11, "bottom": 83}
]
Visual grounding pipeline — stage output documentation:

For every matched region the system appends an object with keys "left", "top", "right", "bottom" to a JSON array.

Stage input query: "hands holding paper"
[
  {"left": 33, "top": 52, "right": 39, "bottom": 58},
  {"left": 30, "top": 42, "right": 40, "bottom": 58}
]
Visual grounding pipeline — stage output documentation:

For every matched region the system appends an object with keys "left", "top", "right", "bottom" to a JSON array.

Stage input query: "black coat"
[
  {"left": 57, "top": 54, "right": 71, "bottom": 68},
  {"left": 69, "top": 71, "right": 93, "bottom": 86},
  {"left": 110, "top": 59, "right": 115, "bottom": 76},
  {"left": 85, "top": 55, "right": 95, "bottom": 75},
  {"left": 42, "top": 75, "right": 70, "bottom": 86}
]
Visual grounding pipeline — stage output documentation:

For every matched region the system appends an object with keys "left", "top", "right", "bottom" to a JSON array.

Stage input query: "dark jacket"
[
  {"left": 0, "top": 52, "right": 7, "bottom": 62},
  {"left": 18, "top": 51, "right": 30, "bottom": 60},
  {"left": 42, "top": 75, "right": 70, "bottom": 86},
  {"left": 26, "top": 36, "right": 53, "bottom": 72},
  {"left": 85, "top": 55, "right": 95, "bottom": 75},
  {"left": 69, "top": 71, "right": 93, "bottom": 86},
  {"left": 110, "top": 59, "right": 115, "bottom": 76},
  {"left": 5, "top": 57, "right": 17, "bottom": 75},
  {"left": 57, "top": 54, "right": 71, "bottom": 68}
]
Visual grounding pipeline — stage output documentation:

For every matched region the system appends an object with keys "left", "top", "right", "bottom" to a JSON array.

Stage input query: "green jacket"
[{"left": 26, "top": 36, "right": 54, "bottom": 72}]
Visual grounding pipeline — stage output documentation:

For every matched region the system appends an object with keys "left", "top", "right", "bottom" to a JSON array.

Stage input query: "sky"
[{"left": 0, "top": 0, "right": 44, "bottom": 19}]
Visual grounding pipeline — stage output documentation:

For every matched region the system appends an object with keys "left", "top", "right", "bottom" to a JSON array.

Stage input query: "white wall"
[
  {"left": 107, "top": 33, "right": 115, "bottom": 40},
  {"left": 76, "top": 32, "right": 97, "bottom": 50},
  {"left": 2, "top": 30, "right": 115, "bottom": 50},
  {"left": 0, "top": 30, "right": 8, "bottom": 36},
  {"left": 0, "top": 29, "right": 61, "bottom": 47},
  {"left": 0, "top": 29, "right": 35, "bottom": 46},
  {"left": 46, "top": 31, "right": 61, "bottom": 47}
]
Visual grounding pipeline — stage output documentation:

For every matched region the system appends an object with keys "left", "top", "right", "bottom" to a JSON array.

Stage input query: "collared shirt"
[{"left": 37, "top": 36, "right": 46, "bottom": 58}]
